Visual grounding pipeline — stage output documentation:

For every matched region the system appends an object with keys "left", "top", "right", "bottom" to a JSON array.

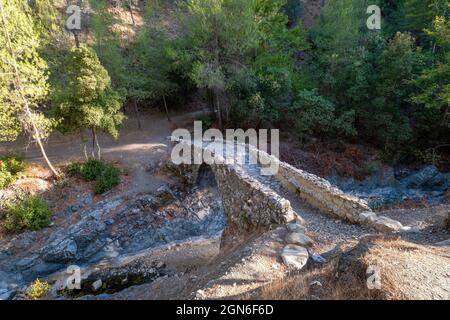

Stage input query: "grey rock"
[
  {"left": 372, "top": 216, "right": 403, "bottom": 233},
  {"left": 436, "top": 239, "right": 450, "bottom": 247},
  {"left": 286, "top": 232, "right": 314, "bottom": 247},
  {"left": 0, "top": 290, "right": 15, "bottom": 300},
  {"left": 42, "top": 239, "right": 77, "bottom": 263},
  {"left": 310, "top": 252, "right": 327, "bottom": 264},
  {"left": 286, "top": 223, "right": 307, "bottom": 234},
  {"left": 92, "top": 279, "right": 102, "bottom": 291},
  {"left": 401, "top": 165, "right": 440, "bottom": 188},
  {"left": 83, "top": 193, "right": 94, "bottom": 205},
  {"left": 70, "top": 205, "right": 81, "bottom": 213},
  {"left": 281, "top": 245, "right": 309, "bottom": 270},
  {"left": 359, "top": 211, "right": 377, "bottom": 224},
  {"left": 16, "top": 254, "right": 40, "bottom": 270}
]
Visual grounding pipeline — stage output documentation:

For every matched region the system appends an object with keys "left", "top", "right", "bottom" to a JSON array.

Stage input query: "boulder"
[
  {"left": 401, "top": 165, "right": 447, "bottom": 191},
  {"left": 372, "top": 216, "right": 403, "bottom": 233},
  {"left": 285, "top": 232, "right": 314, "bottom": 247},
  {"left": 286, "top": 223, "right": 307, "bottom": 234},
  {"left": 358, "top": 211, "right": 377, "bottom": 224},
  {"left": 281, "top": 244, "right": 309, "bottom": 270}
]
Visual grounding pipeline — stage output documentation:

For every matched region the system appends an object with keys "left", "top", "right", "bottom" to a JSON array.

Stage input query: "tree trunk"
[
  {"left": 83, "top": 142, "right": 88, "bottom": 160},
  {"left": 128, "top": 0, "right": 136, "bottom": 26},
  {"left": 91, "top": 128, "right": 96, "bottom": 159},
  {"left": 91, "top": 127, "right": 101, "bottom": 160},
  {"left": 215, "top": 89, "right": 223, "bottom": 130},
  {"left": 0, "top": 1, "right": 59, "bottom": 178},
  {"left": 133, "top": 98, "right": 142, "bottom": 129},
  {"left": 73, "top": 31, "right": 80, "bottom": 48},
  {"left": 163, "top": 94, "right": 171, "bottom": 122}
]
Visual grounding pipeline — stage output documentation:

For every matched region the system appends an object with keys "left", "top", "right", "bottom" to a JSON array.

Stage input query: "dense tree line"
[{"left": 0, "top": 0, "right": 449, "bottom": 176}]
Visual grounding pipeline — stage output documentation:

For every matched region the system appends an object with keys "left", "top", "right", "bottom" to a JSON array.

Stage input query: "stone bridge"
[{"left": 170, "top": 137, "right": 405, "bottom": 251}]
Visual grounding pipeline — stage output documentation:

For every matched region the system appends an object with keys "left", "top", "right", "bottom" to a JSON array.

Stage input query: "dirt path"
[{"left": 0, "top": 110, "right": 202, "bottom": 194}]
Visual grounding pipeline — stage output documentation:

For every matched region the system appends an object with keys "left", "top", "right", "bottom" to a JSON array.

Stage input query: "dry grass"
[
  {"left": 259, "top": 263, "right": 336, "bottom": 300},
  {"left": 257, "top": 237, "right": 450, "bottom": 300}
]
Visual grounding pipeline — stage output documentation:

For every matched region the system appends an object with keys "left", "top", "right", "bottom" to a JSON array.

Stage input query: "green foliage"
[
  {"left": 411, "top": 15, "right": 450, "bottom": 141},
  {"left": 404, "top": 0, "right": 448, "bottom": 36},
  {"left": 52, "top": 45, "right": 125, "bottom": 140},
  {"left": 307, "top": 1, "right": 429, "bottom": 154},
  {"left": 69, "top": 160, "right": 120, "bottom": 194},
  {"left": 95, "top": 166, "right": 121, "bottom": 194},
  {"left": 127, "top": 25, "right": 178, "bottom": 103},
  {"left": 0, "top": 154, "right": 26, "bottom": 189},
  {"left": 379, "top": 0, "right": 407, "bottom": 37},
  {"left": 283, "top": 0, "right": 304, "bottom": 26},
  {"left": 3, "top": 195, "right": 52, "bottom": 232},
  {"left": 89, "top": 0, "right": 128, "bottom": 91},
  {"left": 69, "top": 160, "right": 105, "bottom": 181},
  {"left": 369, "top": 32, "right": 423, "bottom": 152},
  {"left": 289, "top": 89, "right": 356, "bottom": 138},
  {"left": 0, "top": 0, "right": 54, "bottom": 142}
]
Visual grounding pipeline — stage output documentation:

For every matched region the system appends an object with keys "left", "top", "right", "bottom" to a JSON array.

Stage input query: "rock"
[
  {"left": 70, "top": 205, "right": 80, "bottom": 213},
  {"left": 359, "top": 211, "right": 377, "bottom": 224},
  {"left": 83, "top": 193, "right": 93, "bottom": 205},
  {"left": 426, "top": 172, "right": 448, "bottom": 191},
  {"left": 401, "top": 165, "right": 441, "bottom": 189},
  {"left": 11, "top": 236, "right": 34, "bottom": 251},
  {"left": 42, "top": 239, "right": 77, "bottom": 263},
  {"left": 156, "top": 261, "right": 166, "bottom": 269},
  {"left": 436, "top": 239, "right": 450, "bottom": 247},
  {"left": 372, "top": 216, "right": 403, "bottom": 233},
  {"left": 0, "top": 290, "right": 15, "bottom": 300},
  {"left": 294, "top": 213, "right": 306, "bottom": 225},
  {"left": 196, "top": 289, "right": 205, "bottom": 299},
  {"left": 286, "top": 232, "right": 314, "bottom": 247},
  {"left": 286, "top": 223, "right": 307, "bottom": 234},
  {"left": 91, "top": 279, "right": 102, "bottom": 291},
  {"left": 16, "top": 254, "right": 40, "bottom": 270},
  {"left": 281, "top": 244, "right": 309, "bottom": 270},
  {"left": 310, "top": 280, "right": 322, "bottom": 287},
  {"left": 310, "top": 252, "right": 327, "bottom": 264}
]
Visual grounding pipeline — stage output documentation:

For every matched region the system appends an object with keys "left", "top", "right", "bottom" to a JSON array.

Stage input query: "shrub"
[
  {"left": 69, "top": 160, "right": 120, "bottom": 194},
  {"left": 28, "top": 279, "right": 50, "bottom": 300},
  {"left": 0, "top": 154, "right": 26, "bottom": 189},
  {"left": 68, "top": 160, "right": 105, "bottom": 181},
  {"left": 3, "top": 195, "right": 52, "bottom": 232},
  {"left": 94, "top": 166, "right": 120, "bottom": 194},
  {"left": 0, "top": 169, "right": 14, "bottom": 190}
]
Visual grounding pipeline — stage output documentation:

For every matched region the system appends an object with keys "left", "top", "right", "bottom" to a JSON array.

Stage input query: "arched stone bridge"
[{"left": 170, "top": 137, "right": 405, "bottom": 249}]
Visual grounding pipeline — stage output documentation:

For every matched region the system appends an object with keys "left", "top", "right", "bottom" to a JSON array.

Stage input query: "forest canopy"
[{"left": 0, "top": 0, "right": 449, "bottom": 173}]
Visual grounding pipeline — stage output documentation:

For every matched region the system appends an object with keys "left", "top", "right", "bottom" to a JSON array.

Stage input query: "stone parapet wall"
[
  {"left": 249, "top": 146, "right": 404, "bottom": 232},
  {"left": 249, "top": 147, "right": 370, "bottom": 223}
]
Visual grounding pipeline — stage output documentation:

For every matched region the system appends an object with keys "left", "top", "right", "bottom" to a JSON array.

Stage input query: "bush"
[
  {"left": 0, "top": 169, "right": 14, "bottom": 190},
  {"left": 27, "top": 279, "right": 50, "bottom": 300},
  {"left": 3, "top": 195, "right": 52, "bottom": 232},
  {"left": 289, "top": 89, "right": 356, "bottom": 138},
  {"left": 95, "top": 166, "right": 120, "bottom": 194},
  {"left": 69, "top": 160, "right": 120, "bottom": 194},
  {"left": 0, "top": 154, "right": 26, "bottom": 189},
  {"left": 68, "top": 160, "right": 105, "bottom": 181}
]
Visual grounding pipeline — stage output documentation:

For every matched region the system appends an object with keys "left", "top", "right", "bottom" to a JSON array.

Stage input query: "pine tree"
[
  {"left": 0, "top": 0, "right": 59, "bottom": 176},
  {"left": 52, "top": 45, "right": 125, "bottom": 159}
]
